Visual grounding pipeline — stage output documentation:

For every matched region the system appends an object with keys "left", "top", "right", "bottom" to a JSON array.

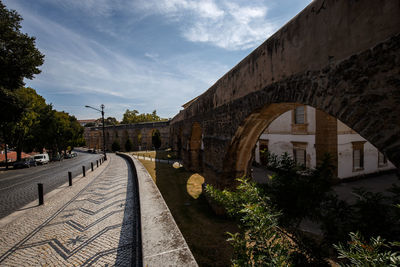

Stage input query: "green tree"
[
  {"left": 111, "top": 140, "right": 120, "bottom": 152},
  {"left": 94, "top": 116, "right": 119, "bottom": 126},
  {"left": 125, "top": 138, "right": 133, "bottom": 151},
  {"left": 9, "top": 87, "right": 47, "bottom": 160},
  {"left": 0, "top": 1, "right": 44, "bottom": 158},
  {"left": 207, "top": 153, "right": 400, "bottom": 265},
  {"left": 121, "top": 109, "right": 167, "bottom": 124},
  {"left": 137, "top": 132, "right": 142, "bottom": 146},
  {"left": 152, "top": 130, "right": 161, "bottom": 149},
  {"left": 0, "top": 1, "right": 44, "bottom": 91},
  {"left": 206, "top": 178, "right": 303, "bottom": 266}
]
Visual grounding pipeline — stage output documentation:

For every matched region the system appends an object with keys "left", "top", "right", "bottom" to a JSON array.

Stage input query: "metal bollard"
[
  {"left": 38, "top": 183, "right": 44, "bottom": 205},
  {"left": 82, "top": 166, "right": 86, "bottom": 177},
  {"left": 96, "top": 160, "right": 98, "bottom": 167},
  {"left": 91, "top": 162, "right": 94, "bottom": 171},
  {"left": 68, "top": 172, "right": 72, "bottom": 186}
]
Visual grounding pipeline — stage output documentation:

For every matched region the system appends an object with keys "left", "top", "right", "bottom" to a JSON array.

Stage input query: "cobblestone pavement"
[{"left": 0, "top": 154, "right": 137, "bottom": 266}]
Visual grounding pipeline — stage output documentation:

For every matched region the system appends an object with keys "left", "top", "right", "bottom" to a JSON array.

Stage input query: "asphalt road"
[{"left": 0, "top": 151, "right": 102, "bottom": 219}]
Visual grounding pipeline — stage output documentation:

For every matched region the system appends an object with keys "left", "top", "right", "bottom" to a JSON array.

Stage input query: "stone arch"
[
  {"left": 122, "top": 130, "right": 129, "bottom": 151},
  {"left": 169, "top": 1, "right": 400, "bottom": 188},
  {"left": 189, "top": 123, "right": 203, "bottom": 171},
  {"left": 223, "top": 103, "right": 339, "bottom": 180},
  {"left": 176, "top": 127, "right": 183, "bottom": 159},
  {"left": 151, "top": 129, "right": 161, "bottom": 150},
  {"left": 135, "top": 129, "right": 142, "bottom": 150},
  {"left": 218, "top": 42, "right": 400, "bottom": 182}
]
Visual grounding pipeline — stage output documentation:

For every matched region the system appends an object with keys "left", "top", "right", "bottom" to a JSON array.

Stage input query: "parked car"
[
  {"left": 33, "top": 153, "right": 50, "bottom": 165},
  {"left": 13, "top": 157, "right": 37, "bottom": 169},
  {"left": 71, "top": 152, "right": 78, "bottom": 157},
  {"left": 51, "top": 154, "right": 64, "bottom": 161}
]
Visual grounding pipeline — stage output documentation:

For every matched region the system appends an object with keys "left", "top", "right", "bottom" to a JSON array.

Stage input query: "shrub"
[
  {"left": 334, "top": 232, "right": 400, "bottom": 266},
  {"left": 125, "top": 138, "right": 133, "bottom": 151},
  {"left": 111, "top": 140, "right": 120, "bottom": 151},
  {"left": 206, "top": 178, "right": 318, "bottom": 266}
]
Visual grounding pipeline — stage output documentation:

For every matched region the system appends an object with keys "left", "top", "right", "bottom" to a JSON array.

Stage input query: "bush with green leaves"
[
  {"left": 318, "top": 187, "right": 400, "bottom": 247},
  {"left": 111, "top": 140, "right": 120, "bottom": 152},
  {"left": 206, "top": 152, "right": 400, "bottom": 265},
  {"left": 260, "top": 152, "right": 334, "bottom": 227},
  {"left": 206, "top": 178, "right": 321, "bottom": 266},
  {"left": 334, "top": 232, "right": 400, "bottom": 266},
  {"left": 125, "top": 138, "right": 133, "bottom": 152}
]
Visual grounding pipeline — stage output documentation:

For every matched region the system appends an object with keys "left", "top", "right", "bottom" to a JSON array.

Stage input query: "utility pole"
[{"left": 85, "top": 105, "right": 107, "bottom": 160}]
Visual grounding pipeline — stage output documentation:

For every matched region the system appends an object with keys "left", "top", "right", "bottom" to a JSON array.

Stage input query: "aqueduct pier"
[{"left": 170, "top": 0, "right": 400, "bottom": 187}]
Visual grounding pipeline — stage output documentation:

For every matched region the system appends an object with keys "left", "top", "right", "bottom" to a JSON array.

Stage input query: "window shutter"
[{"left": 295, "top": 106, "right": 305, "bottom": 124}]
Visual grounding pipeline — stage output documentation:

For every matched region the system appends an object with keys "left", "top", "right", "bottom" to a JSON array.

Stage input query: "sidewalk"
[{"left": 0, "top": 154, "right": 137, "bottom": 266}]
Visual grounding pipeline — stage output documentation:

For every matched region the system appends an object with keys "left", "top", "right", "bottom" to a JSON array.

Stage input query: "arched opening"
[
  {"left": 122, "top": 130, "right": 129, "bottom": 151},
  {"left": 151, "top": 129, "right": 161, "bottom": 150},
  {"left": 135, "top": 129, "right": 142, "bottom": 151},
  {"left": 176, "top": 127, "right": 183, "bottom": 159},
  {"left": 223, "top": 103, "right": 397, "bottom": 184},
  {"left": 189, "top": 122, "right": 202, "bottom": 171}
]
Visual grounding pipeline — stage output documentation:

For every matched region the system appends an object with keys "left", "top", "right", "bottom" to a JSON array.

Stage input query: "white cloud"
[
  {"left": 144, "top": 53, "right": 159, "bottom": 61},
  {"left": 134, "top": 0, "right": 278, "bottom": 50},
  {"left": 7, "top": 1, "right": 228, "bottom": 119}
]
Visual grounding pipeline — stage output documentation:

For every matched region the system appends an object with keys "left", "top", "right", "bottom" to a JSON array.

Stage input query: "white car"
[{"left": 33, "top": 153, "right": 50, "bottom": 164}]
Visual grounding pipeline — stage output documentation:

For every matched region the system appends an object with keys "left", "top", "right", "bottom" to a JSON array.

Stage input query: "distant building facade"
[{"left": 254, "top": 105, "right": 396, "bottom": 179}]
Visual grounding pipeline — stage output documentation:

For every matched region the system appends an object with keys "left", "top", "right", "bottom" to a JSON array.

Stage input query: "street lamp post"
[{"left": 85, "top": 104, "right": 107, "bottom": 161}]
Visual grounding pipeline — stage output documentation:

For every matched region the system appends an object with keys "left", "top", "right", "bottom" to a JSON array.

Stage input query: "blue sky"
[{"left": 3, "top": 0, "right": 312, "bottom": 120}]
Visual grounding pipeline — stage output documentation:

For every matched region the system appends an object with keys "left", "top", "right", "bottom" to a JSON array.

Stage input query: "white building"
[{"left": 254, "top": 105, "right": 395, "bottom": 179}]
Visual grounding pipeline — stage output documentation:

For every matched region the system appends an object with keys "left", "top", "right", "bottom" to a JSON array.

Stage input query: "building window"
[
  {"left": 293, "top": 148, "right": 306, "bottom": 165},
  {"left": 294, "top": 106, "right": 305, "bottom": 124},
  {"left": 292, "top": 141, "right": 307, "bottom": 166},
  {"left": 352, "top": 142, "right": 365, "bottom": 171},
  {"left": 378, "top": 152, "right": 387, "bottom": 167}
]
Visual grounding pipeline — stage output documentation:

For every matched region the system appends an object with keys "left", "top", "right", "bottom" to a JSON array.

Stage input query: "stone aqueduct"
[
  {"left": 85, "top": 121, "right": 170, "bottom": 152},
  {"left": 87, "top": 0, "right": 400, "bottom": 188}
]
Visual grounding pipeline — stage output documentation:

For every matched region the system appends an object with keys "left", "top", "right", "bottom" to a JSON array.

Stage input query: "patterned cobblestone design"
[{"left": 0, "top": 154, "right": 136, "bottom": 266}]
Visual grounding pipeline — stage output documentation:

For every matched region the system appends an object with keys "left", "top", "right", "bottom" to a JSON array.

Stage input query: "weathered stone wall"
[
  {"left": 171, "top": 0, "right": 400, "bottom": 187},
  {"left": 85, "top": 121, "right": 170, "bottom": 152}
]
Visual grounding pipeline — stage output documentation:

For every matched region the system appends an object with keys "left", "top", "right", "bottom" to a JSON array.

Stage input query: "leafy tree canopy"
[
  {"left": 0, "top": 1, "right": 44, "bottom": 91},
  {"left": 0, "top": 1, "right": 44, "bottom": 142},
  {"left": 95, "top": 116, "right": 119, "bottom": 126},
  {"left": 121, "top": 109, "right": 167, "bottom": 124},
  {"left": 4, "top": 87, "right": 85, "bottom": 160}
]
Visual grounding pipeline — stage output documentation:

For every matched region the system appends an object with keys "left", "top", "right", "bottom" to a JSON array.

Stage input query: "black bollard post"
[
  {"left": 82, "top": 166, "right": 86, "bottom": 177},
  {"left": 91, "top": 162, "right": 94, "bottom": 171},
  {"left": 68, "top": 172, "right": 72, "bottom": 186},
  {"left": 38, "top": 183, "right": 44, "bottom": 205},
  {"left": 96, "top": 160, "right": 98, "bottom": 167}
]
